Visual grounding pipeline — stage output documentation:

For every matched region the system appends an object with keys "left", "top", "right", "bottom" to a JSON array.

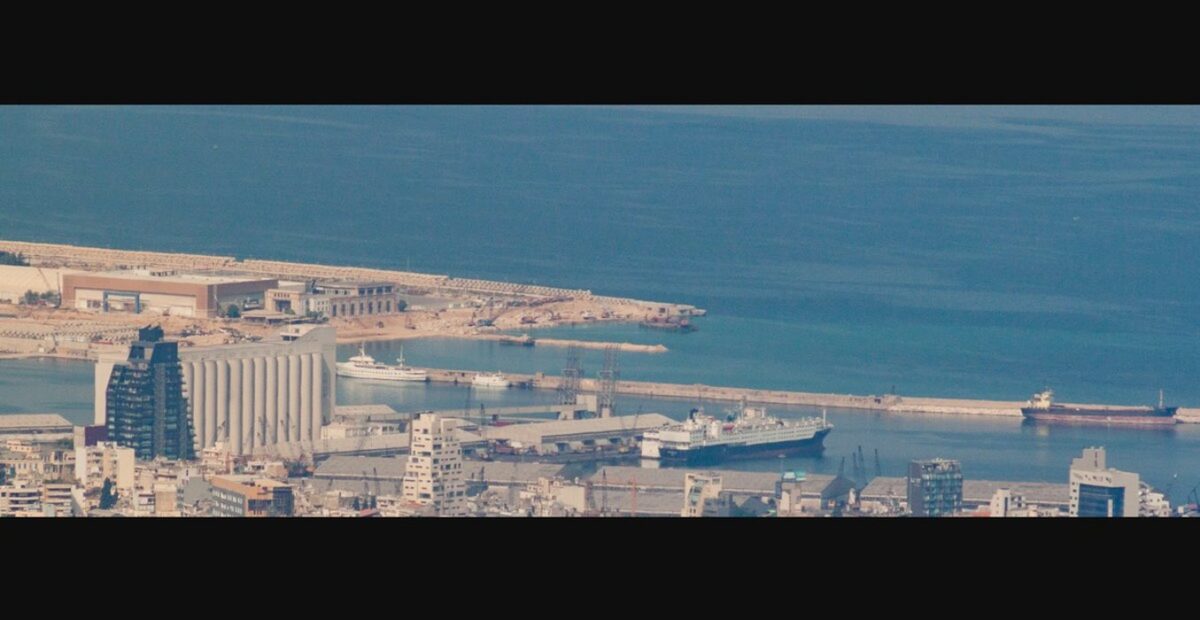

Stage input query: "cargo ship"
[
  {"left": 1020, "top": 389, "right": 1177, "bottom": 426},
  {"left": 641, "top": 400, "right": 832, "bottom": 465}
]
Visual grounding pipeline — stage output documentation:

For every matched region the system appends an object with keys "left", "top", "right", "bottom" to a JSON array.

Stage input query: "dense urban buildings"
[
  {"left": 210, "top": 475, "right": 294, "bottom": 517},
  {"left": 402, "top": 413, "right": 467, "bottom": 516},
  {"left": 101, "top": 327, "right": 194, "bottom": 461},
  {"left": 266, "top": 282, "right": 330, "bottom": 316},
  {"left": 1068, "top": 447, "right": 1139, "bottom": 518},
  {"left": 907, "top": 459, "right": 963, "bottom": 517}
]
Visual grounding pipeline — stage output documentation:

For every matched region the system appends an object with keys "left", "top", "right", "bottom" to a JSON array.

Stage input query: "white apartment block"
[
  {"left": 74, "top": 442, "right": 136, "bottom": 493},
  {"left": 402, "top": 414, "right": 467, "bottom": 516},
  {"left": 1069, "top": 447, "right": 1140, "bottom": 518}
]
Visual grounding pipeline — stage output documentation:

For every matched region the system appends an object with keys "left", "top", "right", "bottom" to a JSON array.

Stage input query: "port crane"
[{"left": 472, "top": 297, "right": 503, "bottom": 328}]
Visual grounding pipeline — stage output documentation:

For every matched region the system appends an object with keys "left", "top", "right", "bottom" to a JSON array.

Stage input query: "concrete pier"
[
  {"left": 418, "top": 366, "right": 1025, "bottom": 417},
  {"left": 470, "top": 333, "right": 667, "bottom": 354},
  {"left": 417, "top": 367, "right": 1199, "bottom": 423}
]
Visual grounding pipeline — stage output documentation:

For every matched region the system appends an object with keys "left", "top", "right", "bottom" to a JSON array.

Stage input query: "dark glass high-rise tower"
[{"left": 105, "top": 326, "right": 195, "bottom": 460}]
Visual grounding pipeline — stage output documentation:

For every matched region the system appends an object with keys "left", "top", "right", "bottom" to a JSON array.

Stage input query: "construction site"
[{"left": 0, "top": 240, "right": 697, "bottom": 361}]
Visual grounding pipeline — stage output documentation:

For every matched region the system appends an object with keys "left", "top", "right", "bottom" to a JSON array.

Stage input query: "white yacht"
[
  {"left": 336, "top": 345, "right": 428, "bottom": 382},
  {"left": 472, "top": 371, "right": 511, "bottom": 389}
]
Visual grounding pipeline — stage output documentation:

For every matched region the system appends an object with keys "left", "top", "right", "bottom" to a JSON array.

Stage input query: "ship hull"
[
  {"left": 1021, "top": 407, "right": 1177, "bottom": 426},
  {"left": 335, "top": 367, "right": 429, "bottom": 382},
  {"left": 655, "top": 428, "right": 831, "bottom": 465}
]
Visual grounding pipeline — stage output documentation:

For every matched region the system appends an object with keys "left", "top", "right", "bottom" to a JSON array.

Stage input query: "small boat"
[{"left": 472, "top": 371, "right": 512, "bottom": 389}]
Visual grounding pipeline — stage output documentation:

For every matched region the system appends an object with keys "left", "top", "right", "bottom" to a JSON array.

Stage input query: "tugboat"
[
  {"left": 472, "top": 371, "right": 512, "bottom": 389},
  {"left": 1020, "top": 388, "right": 1177, "bottom": 426}
]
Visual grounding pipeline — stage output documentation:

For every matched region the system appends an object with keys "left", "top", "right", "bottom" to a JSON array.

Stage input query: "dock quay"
[
  {"left": 420, "top": 367, "right": 1026, "bottom": 418},
  {"left": 472, "top": 333, "right": 667, "bottom": 354},
  {"left": 252, "top": 412, "right": 671, "bottom": 461},
  {"left": 415, "top": 366, "right": 1200, "bottom": 422},
  {"left": 0, "top": 320, "right": 138, "bottom": 357}
]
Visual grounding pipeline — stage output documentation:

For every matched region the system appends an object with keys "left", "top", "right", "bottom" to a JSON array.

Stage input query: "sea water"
[{"left": 3, "top": 106, "right": 1200, "bottom": 499}]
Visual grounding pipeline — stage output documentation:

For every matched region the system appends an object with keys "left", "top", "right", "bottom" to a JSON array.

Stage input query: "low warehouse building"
[{"left": 62, "top": 269, "right": 278, "bottom": 318}]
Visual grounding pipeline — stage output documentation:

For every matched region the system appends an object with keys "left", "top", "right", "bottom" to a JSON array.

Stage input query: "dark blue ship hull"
[
  {"left": 657, "top": 428, "right": 831, "bottom": 466},
  {"left": 1021, "top": 406, "right": 1178, "bottom": 426}
]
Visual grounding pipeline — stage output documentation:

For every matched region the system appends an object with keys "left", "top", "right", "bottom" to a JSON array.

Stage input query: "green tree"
[
  {"left": 22, "top": 290, "right": 39, "bottom": 305},
  {"left": 99, "top": 478, "right": 117, "bottom": 509},
  {"left": 224, "top": 304, "right": 241, "bottom": 319},
  {"left": 396, "top": 299, "right": 407, "bottom": 312},
  {"left": 0, "top": 251, "right": 28, "bottom": 266}
]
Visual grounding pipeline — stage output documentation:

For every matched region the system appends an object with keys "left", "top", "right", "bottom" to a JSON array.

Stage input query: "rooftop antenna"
[
  {"left": 858, "top": 445, "right": 866, "bottom": 482},
  {"left": 601, "top": 469, "right": 609, "bottom": 515}
]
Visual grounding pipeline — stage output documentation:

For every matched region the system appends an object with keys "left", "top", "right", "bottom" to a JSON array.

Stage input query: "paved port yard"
[{"left": 248, "top": 428, "right": 485, "bottom": 460}]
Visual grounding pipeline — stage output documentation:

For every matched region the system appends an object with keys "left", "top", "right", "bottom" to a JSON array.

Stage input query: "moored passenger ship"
[
  {"left": 336, "top": 345, "right": 428, "bottom": 382},
  {"left": 641, "top": 400, "right": 833, "bottom": 465},
  {"left": 1020, "top": 389, "right": 1177, "bottom": 426}
]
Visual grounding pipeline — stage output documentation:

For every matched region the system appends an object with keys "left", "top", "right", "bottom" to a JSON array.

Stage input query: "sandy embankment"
[{"left": 331, "top": 299, "right": 669, "bottom": 353}]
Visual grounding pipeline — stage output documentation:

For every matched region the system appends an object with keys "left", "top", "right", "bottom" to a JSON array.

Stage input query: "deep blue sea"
[{"left": 3, "top": 106, "right": 1200, "bottom": 501}]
